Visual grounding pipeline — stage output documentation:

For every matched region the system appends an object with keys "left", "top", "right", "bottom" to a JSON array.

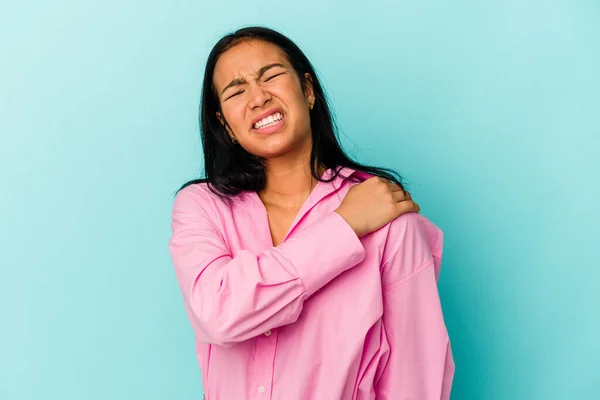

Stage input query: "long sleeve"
[
  {"left": 375, "top": 213, "right": 454, "bottom": 399},
  {"left": 168, "top": 186, "right": 365, "bottom": 347}
]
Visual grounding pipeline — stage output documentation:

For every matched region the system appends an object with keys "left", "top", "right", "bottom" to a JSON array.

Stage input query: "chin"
[
  {"left": 244, "top": 129, "right": 311, "bottom": 160},
  {"left": 255, "top": 146, "right": 292, "bottom": 159},
  {"left": 251, "top": 137, "right": 296, "bottom": 159}
]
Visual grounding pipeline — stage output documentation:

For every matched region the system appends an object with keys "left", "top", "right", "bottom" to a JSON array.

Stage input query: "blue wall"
[{"left": 1, "top": 1, "right": 598, "bottom": 399}]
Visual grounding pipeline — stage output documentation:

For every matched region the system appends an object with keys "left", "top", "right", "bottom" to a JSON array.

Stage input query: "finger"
[
  {"left": 391, "top": 189, "right": 411, "bottom": 202},
  {"left": 387, "top": 182, "right": 409, "bottom": 195},
  {"left": 395, "top": 200, "right": 420, "bottom": 214}
]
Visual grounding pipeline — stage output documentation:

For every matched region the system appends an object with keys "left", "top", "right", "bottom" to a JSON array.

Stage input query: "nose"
[{"left": 247, "top": 81, "right": 271, "bottom": 109}]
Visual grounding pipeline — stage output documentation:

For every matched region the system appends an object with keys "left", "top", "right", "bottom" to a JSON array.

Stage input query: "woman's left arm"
[{"left": 374, "top": 213, "right": 455, "bottom": 400}]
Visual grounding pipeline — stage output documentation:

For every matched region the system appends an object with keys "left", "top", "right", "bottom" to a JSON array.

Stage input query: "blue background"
[{"left": 1, "top": 1, "right": 598, "bottom": 399}]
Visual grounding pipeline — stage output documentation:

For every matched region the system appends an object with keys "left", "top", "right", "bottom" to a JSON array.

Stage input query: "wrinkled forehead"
[{"left": 213, "top": 40, "right": 291, "bottom": 90}]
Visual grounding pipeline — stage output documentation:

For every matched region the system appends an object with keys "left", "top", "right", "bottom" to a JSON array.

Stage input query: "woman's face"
[{"left": 213, "top": 40, "right": 314, "bottom": 160}]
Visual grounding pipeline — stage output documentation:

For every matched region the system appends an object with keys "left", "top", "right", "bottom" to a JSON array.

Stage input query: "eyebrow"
[{"left": 220, "top": 63, "right": 286, "bottom": 96}]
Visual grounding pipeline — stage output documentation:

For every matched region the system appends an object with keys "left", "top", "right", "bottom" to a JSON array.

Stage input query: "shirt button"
[
  {"left": 258, "top": 386, "right": 266, "bottom": 393},
  {"left": 264, "top": 330, "right": 272, "bottom": 337}
]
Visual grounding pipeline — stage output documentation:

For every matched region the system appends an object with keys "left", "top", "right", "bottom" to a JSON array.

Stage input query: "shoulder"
[
  {"left": 173, "top": 182, "right": 211, "bottom": 208},
  {"left": 381, "top": 213, "right": 444, "bottom": 288},
  {"left": 174, "top": 182, "right": 213, "bottom": 200},
  {"left": 172, "top": 183, "right": 229, "bottom": 221},
  {"left": 387, "top": 213, "right": 442, "bottom": 251}
]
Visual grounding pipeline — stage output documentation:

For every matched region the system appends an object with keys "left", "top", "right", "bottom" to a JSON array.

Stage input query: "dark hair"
[{"left": 177, "top": 26, "right": 404, "bottom": 197}]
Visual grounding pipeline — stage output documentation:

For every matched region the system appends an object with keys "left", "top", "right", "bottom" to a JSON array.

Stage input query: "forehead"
[{"left": 213, "top": 40, "right": 290, "bottom": 88}]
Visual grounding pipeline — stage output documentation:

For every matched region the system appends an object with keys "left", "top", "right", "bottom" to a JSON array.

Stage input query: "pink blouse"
[{"left": 169, "top": 167, "right": 454, "bottom": 399}]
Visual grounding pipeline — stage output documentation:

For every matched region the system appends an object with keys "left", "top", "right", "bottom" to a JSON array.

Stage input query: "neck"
[{"left": 259, "top": 148, "right": 324, "bottom": 209}]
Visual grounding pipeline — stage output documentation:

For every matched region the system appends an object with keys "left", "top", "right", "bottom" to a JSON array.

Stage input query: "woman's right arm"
[
  {"left": 169, "top": 177, "right": 418, "bottom": 347},
  {"left": 169, "top": 186, "right": 365, "bottom": 347}
]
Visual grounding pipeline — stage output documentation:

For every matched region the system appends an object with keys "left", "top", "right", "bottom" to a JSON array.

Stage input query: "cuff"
[{"left": 284, "top": 212, "right": 365, "bottom": 297}]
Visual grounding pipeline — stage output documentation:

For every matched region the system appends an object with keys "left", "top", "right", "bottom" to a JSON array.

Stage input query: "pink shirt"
[{"left": 169, "top": 167, "right": 454, "bottom": 400}]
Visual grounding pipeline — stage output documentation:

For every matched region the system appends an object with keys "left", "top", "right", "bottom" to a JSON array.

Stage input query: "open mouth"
[{"left": 251, "top": 110, "right": 285, "bottom": 134}]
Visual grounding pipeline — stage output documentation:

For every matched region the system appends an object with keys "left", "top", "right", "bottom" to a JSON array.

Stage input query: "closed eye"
[
  {"left": 265, "top": 72, "right": 285, "bottom": 82},
  {"left": 227, "top": 90, "right": 244, "bottom": 100}
]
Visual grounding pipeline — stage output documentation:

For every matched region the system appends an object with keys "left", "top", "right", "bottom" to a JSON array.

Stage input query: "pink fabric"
[{"left": 169, "top": 167, "right": 454, "bottom": 400}]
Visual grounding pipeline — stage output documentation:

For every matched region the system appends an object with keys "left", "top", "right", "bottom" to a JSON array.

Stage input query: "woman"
[{"left": 169, "top": 26, "right": 454, "bottom": 399}]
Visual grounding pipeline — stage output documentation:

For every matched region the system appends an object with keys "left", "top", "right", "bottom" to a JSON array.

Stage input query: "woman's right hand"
[{"left": 335, "top": 176, "right": 420, "bottom": 237}]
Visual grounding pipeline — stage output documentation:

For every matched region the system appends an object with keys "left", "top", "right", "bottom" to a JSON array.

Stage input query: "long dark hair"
[{"left": 178, "top": 26, "right": 404, "bottom": 197}]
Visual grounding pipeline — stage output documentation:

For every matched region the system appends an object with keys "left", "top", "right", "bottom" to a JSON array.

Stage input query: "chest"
[
  {"left": 263, "top": 204, "right": 301, "bottom": 247},
  {"left": 224, "top": 201, "right": 388, "bottom": 325}
]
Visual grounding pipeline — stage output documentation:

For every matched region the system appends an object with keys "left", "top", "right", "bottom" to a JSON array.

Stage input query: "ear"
[
  {"left": 303, "top": 73, "right": 315, "bottom": 105},
  {"left": 216, "top": 111, "right": 237, "bottom": 142},
  {"left": 216, "top": 111, "right": 225, "bottom": 126},
  {"left": 216, "top": 111, "right": 229, "bottom": 132}
]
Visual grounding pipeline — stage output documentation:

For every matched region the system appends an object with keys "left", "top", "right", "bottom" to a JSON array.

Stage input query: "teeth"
[{"left": 254, "top": 112, "right": 283, "bottom": 129}]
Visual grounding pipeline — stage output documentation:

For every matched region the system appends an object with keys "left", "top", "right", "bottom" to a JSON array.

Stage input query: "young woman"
[{"left": 169, "top": 26, "right": 454, "bottom": 400}]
